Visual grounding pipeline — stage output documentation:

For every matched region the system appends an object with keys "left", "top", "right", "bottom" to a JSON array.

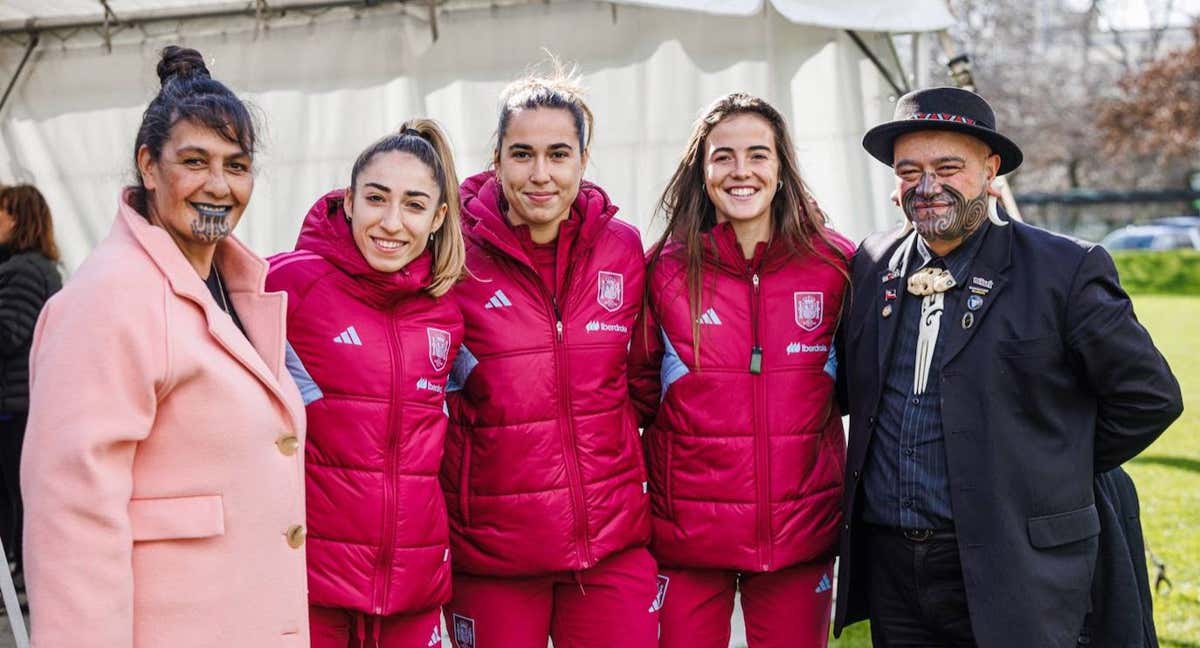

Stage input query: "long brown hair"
[
  {"left": 347, "top": 118, "right": 466, "bottom": 297},
  {"left": 0, "top": 184, "right": 61, "bottom": 262},
  {"left": 647, "top": 92, "right": 849, "bottom": 361}
]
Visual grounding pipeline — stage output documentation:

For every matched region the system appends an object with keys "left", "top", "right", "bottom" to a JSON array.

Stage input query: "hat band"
[{"left": 908, "top": 112, "right": 979, "bottom": 126}]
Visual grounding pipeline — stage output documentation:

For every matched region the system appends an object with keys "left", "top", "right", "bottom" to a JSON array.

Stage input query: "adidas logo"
[
  {"left": 484, "top": 289, "right": 513, "bottom": 309},
  {"left": 697, "top": 307, "right": 722, "bottom": 325},
  {"left": 427, "top": 626, "right": 442, "bottom": 647},
  {"left": 332, "top": 326, "right": 362, "bottom": 346},
  {"left": 815, "top": 572, "right": 832, "bottom": 594}
]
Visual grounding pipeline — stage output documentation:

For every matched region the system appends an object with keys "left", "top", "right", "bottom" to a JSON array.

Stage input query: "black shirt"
[
  {"left": 861, "top": 221, "right": 991, "bottom": 529},
  {"left": 204, "top": 266, "right": 246, "bottom": 335}
]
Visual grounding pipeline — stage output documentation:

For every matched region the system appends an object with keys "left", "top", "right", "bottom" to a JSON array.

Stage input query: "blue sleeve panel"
[{"left": 284, "top": 342, "right": 324, "bottom": 405}]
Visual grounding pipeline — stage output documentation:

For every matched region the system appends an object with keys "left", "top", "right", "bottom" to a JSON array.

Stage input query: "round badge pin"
[
  {"left": 962, "top": 312, "right": 974, "bottom": 329},
  {"left": 967, "top": 295, "right": 983, "bottom": 311},
  {"left": 882, "top": 304, "right": 893, "bottom": 318}
]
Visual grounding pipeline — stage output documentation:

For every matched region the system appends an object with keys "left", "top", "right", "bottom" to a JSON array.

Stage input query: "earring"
[{"left": 777, "top": 180, "right": 784, "bottom": 191}]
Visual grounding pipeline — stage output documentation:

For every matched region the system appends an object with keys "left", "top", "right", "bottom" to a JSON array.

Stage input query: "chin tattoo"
[
  {"left": 902, "top": 182, "right": 988, "bottom": 242},
  {"left": 190, "top": 214, "right": 231, "bottom": 242}
]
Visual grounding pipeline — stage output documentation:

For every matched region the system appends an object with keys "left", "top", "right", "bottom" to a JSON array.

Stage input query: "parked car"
[{"left": 1101, "top": 221, "right": 1200, "bottom": 251}]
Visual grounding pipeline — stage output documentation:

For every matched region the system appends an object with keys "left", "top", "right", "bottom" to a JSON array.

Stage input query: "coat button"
[
  {"left": 276, "top": 435, "right": 300, "bottom": 456},
  {"left": 852, "top": 470, "right": 860, "bottom": 480},
  {"left": 286, "top": 524, "right": 305, "bottom": 549}
]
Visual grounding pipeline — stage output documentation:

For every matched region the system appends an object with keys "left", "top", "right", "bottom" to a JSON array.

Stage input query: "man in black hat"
[{"left": 833, "top": 86, "right": 1183, "bottom": 646}]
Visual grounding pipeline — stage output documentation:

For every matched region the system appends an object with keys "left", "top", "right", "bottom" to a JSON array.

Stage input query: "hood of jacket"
[
  {"left": 459, "top": 170, "right": 619, "bottom": 266},
  {"left": 294, "top": 189, "right": 433, "bottom": 308}
]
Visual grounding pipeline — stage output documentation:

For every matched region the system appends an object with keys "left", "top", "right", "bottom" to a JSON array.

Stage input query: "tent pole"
[
  {"left": 0, "top": 33, "right": 38, "bottom": 117},
  {"left": 845, "top": 30, "right": 906, "bottom": 97}
]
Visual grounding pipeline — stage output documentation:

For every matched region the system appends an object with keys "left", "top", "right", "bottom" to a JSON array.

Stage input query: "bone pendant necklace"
[{"left": 907, "top": 267, "right": 955, "bottom": 394}]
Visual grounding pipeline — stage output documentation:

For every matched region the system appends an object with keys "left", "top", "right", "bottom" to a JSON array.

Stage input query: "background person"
[
  {"left": 440, "top": 63, "right": 658, "bottom": 648},
  {"left": 266, "top": 119, "right": 465, "bottom": 647},
  {"left": 20, "top": 46, "right": 309, "bottom": 646},
  {"left": 0, "top": 184, "right": 62, "bottom": 591},
  {"left": 833, "top": 86, "right": 1183, "bottom": 647},
  {"left": 629, "top": 92, "right": 854, "bottom": 648}
]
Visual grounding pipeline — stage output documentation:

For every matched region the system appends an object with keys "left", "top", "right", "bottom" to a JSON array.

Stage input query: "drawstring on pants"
[{"left": 352, "top": 611, "right": 382, "bottom": 648}]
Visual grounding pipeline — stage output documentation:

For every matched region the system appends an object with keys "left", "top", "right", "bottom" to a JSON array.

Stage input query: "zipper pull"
[
  {"left": 749, "top": 346, "right": 763, "bottom": 374},
  {"left": 553, "top": 298, "right": 564, "bottom": 341},
  {"left": 752, "top": 273, "right": 760, "bottom": 293}
]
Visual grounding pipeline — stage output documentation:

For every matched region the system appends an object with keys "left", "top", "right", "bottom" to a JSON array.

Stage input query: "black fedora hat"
[{"left": 862, "top": 87, "right": 1023, "bottom": 175}]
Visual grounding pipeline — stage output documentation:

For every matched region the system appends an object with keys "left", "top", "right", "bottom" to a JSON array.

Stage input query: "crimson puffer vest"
[
  {"left": 267, "top": 190, "right": 463, "bottom": 615},
  {"left": 630, "top": 223, "right": 854, "bottom": 572},
  {"left": 441, "top": 171, "right": 650, "bottom": 577}
]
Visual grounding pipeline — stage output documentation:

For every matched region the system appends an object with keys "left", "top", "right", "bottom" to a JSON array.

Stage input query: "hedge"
[{"left": 1111, "top": 249, "right": 1200, "bottom": 295}]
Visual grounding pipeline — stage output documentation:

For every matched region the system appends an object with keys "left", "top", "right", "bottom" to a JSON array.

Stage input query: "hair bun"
[{"left": 156, "top": 46, "right": 210, "bottom": 86}]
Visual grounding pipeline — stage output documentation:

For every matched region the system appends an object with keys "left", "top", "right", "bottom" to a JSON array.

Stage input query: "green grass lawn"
[{"left": 827, "top": 294, "right": 1200, "bottom": 648}]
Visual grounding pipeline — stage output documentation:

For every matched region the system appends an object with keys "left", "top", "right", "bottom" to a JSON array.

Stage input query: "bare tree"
[{"left": 1097, "top": 22, "right": 1200, "bottom": 161}]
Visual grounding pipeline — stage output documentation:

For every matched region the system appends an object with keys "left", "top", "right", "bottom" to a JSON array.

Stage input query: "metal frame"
[
  {"left": 845, "top": 29, "right": 909, "bottom": 97},
  {"left": 0, "top": 33, "right": 38, "bottom": 117}
]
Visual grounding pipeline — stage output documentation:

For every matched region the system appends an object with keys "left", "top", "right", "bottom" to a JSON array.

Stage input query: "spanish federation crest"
[
  {"left": 427, "top": 327, "right": 451, "bottom": 372},
  {"left": 597, "top": 271, "right": 624, "bottom": 312},
  {"left": 451, "top": 614, "right": 475, "bottom": 648},
  {"left": 795, "top": 291, "right": 824, "bottom": 331}
]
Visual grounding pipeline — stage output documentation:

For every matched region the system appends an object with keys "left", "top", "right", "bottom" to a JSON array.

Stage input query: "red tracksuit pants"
[
  {"left": 444, "top": 546, "right": 659, "bottom": 648},
  {"left": 310, "top": 605, "right": 444, "bottom": 648},
  {"left": 658, "top": 560, "right": 835, "bottom": 648}
]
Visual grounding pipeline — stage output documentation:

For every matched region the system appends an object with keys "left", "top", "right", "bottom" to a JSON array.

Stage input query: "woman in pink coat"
[
  {"left": 267, "top": 119, "right": 465, "bottom": 647},
  {"left": 20, "top": 46, "right": 309, "bottom": 647}
]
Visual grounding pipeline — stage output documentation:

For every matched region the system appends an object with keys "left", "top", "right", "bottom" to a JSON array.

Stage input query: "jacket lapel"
[
  {"left": 117, "top": 201, "right": 303, "bottom": 432},
  {"left": 876, "top": 231, "right": 917, "bottom": 379},
  {"left": 940, "top": 216, "right": 1014, "bottom": 366}
]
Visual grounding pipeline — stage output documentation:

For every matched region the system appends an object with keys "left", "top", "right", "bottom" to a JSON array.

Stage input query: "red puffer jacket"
[
  {"left": 267, "top": 190, "right": 463, "bottom": 615},
  {"left": 441, "top": 171, "right": 650, "bottom": 577},
  {"left": 630, "top": 222, "right": 854, "bottom": 572}
]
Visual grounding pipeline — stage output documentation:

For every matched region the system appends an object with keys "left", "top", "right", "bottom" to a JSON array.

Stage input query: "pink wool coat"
[{"left": 21, "top": 194, "right": 310, "bottom": 647}]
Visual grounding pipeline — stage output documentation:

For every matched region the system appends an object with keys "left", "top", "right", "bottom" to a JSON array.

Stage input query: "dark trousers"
[
  {"left": 865, "top": 526, "right": 975, "bottom": 647},
  {"left": 0, "top": 413, "right": 26, "bottom": 577}
]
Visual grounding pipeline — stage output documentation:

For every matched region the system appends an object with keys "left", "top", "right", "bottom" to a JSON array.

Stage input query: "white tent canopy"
[{"left": 0, "top": 0, "right": 952, "bottom": 272}]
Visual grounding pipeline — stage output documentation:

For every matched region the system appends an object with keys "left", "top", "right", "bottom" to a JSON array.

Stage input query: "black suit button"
[
  {"left": 843, "top": 522, "right": 850, "bottom": 530},
  {"left": 867, "top": 416, "right": 876, "bottom": 425},
  {"left": 904, "top": 448, "right": 914, "bottom": 457},
  {"left": 852, "top": 470, "right": 860, "bottom": 480}
]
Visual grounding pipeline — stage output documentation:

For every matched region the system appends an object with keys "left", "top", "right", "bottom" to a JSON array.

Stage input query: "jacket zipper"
[
  {"left": 372, "top": 309, "right": 405, "bottom": 614},
  {"left": 749, "top": 271, "right": 771, "bottom": 571},
  {"left": 550, "top": 296, "right": 593, "bottom": 568},
  {"left": 483, "top": 238, "right": 594, "bottom": 568}
]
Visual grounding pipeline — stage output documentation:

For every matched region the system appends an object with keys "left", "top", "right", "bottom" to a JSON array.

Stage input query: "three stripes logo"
[
  {"left": 697, "top": 307, "right": 722, "bottom": 325},
  {"left": 815, "top": 572, "right": 832, "bottom": 594},
  {"left": 332, "top": 325, "right": 362, "bottom": 346},
  {"left": 484, "top": 289, "right": 513, "bottom": 309}
]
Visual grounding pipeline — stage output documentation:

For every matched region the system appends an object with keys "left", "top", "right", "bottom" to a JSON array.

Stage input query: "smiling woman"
[
  {"left": 264, "top": 118, "right": 466, "bottom": 646},
  {"left": 20, "top": 46, "right": 310, "bottom": 646},
  {"left": 630, "top": 92, "right": 854, "bottom": 648}
]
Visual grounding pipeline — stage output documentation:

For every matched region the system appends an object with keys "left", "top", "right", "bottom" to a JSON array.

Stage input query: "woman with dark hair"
[
  {"left": 21, "top": 46, "right": 309, "bottom": 646},
  {"left": 266, "top": 118, "right": 465, "bottom": 646},
  {"left": 440, "top": 63, "right": 658, "bottom": 648},
  {"left": 0, "top": 184, "right": 62, "bottom": 586},
  {"left": 629, "top": 92, "right": 854, "bottom": 648}
]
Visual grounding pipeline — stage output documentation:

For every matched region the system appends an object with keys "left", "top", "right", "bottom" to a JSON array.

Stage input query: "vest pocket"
[{"left": 129, "top": 494, "right": 224, "bottom": 542}]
